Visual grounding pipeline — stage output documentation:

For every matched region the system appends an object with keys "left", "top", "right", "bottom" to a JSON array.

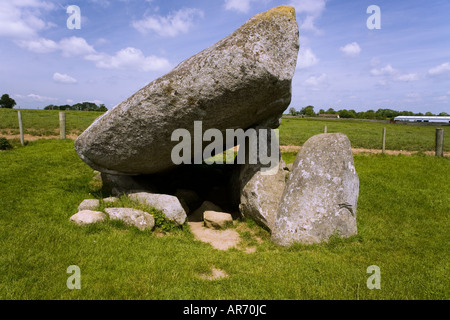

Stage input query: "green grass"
[
  {"left": 279, "top": 117, "right": 450, "bottom": 152},
  {"left": 0, "top": 140, "right": 448, "bottom": 299},
  {"left": 0, "top": 108, "right": 103, "bottom": 136},
  {"left": 1, "top": 109, "right": 449, "bottom": 152}
]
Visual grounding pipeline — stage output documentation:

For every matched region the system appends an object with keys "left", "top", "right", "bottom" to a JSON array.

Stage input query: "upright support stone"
[{"left": 272, "top": 133, "right": 359, "bottom": 246}]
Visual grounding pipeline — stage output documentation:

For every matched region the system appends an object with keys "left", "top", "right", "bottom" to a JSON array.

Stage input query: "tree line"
[
  {"left": 0, "top": 93, "right": 107, "bottom": 112},
  {"left": 44, "top": 102, "right": 108, "bottom": 112},
  {"left": 289, "top": 106, "right": 449, "bottom": 120}
]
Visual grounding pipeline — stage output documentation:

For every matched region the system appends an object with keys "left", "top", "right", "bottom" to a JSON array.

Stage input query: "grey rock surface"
[
  {"left": 77, "top": 199, "right": 100, "bottom": 211},
  {"left": 271, "top": 133, "right": 359, "bottom": 246},
  {"left": 74, "top": 6, "right": 299, "bottom": 175},
  {"left": 128, "top": 192, "right": 187, "bottom": 225},
  {"left": 235, "top": 126, "right": 286, "bottom": 231},
  {"left": 203, "top": 211, "right": 233, "bottom": 230},
  {"left": 70, "top": 210, "right": 106, "bottom": 226},
  {"left": 105, "top": 208, "right": 155, "bottom": 231}
]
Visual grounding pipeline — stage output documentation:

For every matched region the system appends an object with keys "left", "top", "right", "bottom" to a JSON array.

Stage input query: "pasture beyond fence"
[{"left": 0, "top": 109, "right": 448, "bottom": 156}]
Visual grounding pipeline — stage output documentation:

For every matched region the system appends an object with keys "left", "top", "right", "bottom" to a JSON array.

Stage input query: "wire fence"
[{"left": 0, "top": 110, "right": 448, "bottom": 155}]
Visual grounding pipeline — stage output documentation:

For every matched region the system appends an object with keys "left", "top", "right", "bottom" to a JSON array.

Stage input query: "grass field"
[
  {"left": 0, "top": 109, "right": 104, "bottom": 137},
  {"left": 1, "top": 109, "right": 449, "bottom": 152},
  {"left": 0, "top": 139, "right": 448, "bottom": 299},
  {"left": 279, "top": 117, "right": 450, "bottom": 152}
]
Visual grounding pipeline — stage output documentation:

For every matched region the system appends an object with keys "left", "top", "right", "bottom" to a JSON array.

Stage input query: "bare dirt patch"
[
  {"left": 188, "top": 222, "right": 241, "bottom": 251},
  {"left": 198, "top": 267, "right": 229, "bottom": 281},
  {"left": 2, "top": 133, "right": 79, "bottom": 141}
]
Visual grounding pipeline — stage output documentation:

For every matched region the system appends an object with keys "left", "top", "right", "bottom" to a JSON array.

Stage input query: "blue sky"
[{"left": 1, "top": 0, "right": 449, "bottom": 114}]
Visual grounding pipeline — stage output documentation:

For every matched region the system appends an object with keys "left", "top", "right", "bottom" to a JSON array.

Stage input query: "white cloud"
[
  {"left": 371, "top": 64, "right": 419, "bottom": 82},
  {"left": 433, "top": 96, "right": 448, "bottom": 103},
  {"left": 86, "top": 47, "right": 172, "bottom": 72},
  {"left": 0, "top": 0, "right": 55, "bottom": 39},
  {"left": 16, "top": 93, "right": 57, "bottom": 102},
  {"left": 16, "top": 37, "right": 58, "bottom": 53},
  {"left": 303, "top": 73, "right": 327, "bottom": 88},
  {"left": 289, "top": 0, "right": 326, "bottom": 15},
  {"left": 370, "top": 64, "right": 397, "bottom": 76},
  {"left": 289, "top": 0, "right": 327, "bottom": 33},
  {"left": 88, "top": 0, "right": 110, "bottom": 7},
  {"left": 340, "top": 42, "right": 361, "bottom": 58},
  {"left": 58, "top": 37, "right": 96, "bottom": 57},
  {"left": 428, "top": 62, "right": 450, "bottom": 75},
  {"left": 395, "top": 73, "right": 419, "bottom": 82},
  {"left": 296, "top": 47, "right": 319, "bottom": 69},
  {"left": 132, "top": 8, "right": 204, "bottom": 37},
  {"left": 224, "top": 0, "right": 258, "bottom": 13},
  {"left": 53, "top": 73, "right": 77, "bottom": 84},
  {"left": 17, "top": 36, "right": 96, "bottom": 57}
]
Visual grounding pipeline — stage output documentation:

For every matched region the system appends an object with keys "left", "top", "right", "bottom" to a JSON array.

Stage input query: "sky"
[{"left": 0, "top": 0, "right": 449, "bottom": 114}]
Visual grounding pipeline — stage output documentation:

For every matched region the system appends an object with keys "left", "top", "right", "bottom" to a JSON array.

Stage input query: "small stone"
[
  {"left": 103, "top": 197, "right": 119, "bottom": 204},
  {"left": 105, "top": 208, "right": 155, "bottom": 231},
  {"left": 128, "top": 192, "right": 187, "bottom": 225},
  {"left": 70, "top": 210, "right": 106, "bottom": 226},
  {"left": 188, "top": 201, "right": 222, "bottom": 222},
  {"left": 77, "top": 199, "right": 100, "bottom": 211},
  {"left": 204, "top": 211, "right": 233, "bottom": 230}
]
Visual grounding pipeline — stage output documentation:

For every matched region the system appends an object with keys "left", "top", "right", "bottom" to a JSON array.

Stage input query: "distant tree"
[
  {"left": 438, "top": 112, "right": 449, "bottom": 116},
  {"left": 99, "top": 104, "right": 108, "bottom": 112},
  {"left": 318, "top": 109, "right": 325, "bottom": 115},
  {"left": 365, "top": 110, "right": 376, "bottom": 119},
  {"left": 425, "top": 112, "right": 435, "bottom": 116},
  {"left": 338, "top": 109, "right": 356, "bottom": 118},
  {"left": 325, "top": 108, "right": 336, "bottom": 114},
  {"left": 300, "top": 105, "right": 316, "bottom": 117},
  {"left": 0, "top": 94, "right": 16, "bottom": 109}
]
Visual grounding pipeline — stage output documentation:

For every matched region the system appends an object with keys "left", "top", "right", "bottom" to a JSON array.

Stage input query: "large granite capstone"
[{"left": 74, "top": 6, "right": 299, "bottom": 175}]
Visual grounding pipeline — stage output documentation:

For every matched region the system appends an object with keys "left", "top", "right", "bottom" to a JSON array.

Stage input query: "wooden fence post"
[
  {"left": 18, "top": 111, "right": 24, "bottom": 146},
  {"left": 59, "top": 112, "right": 66, "bottom": 140},
  {"left": 435, "top": 128, "right": 444, "bottom": 157},
  {"left": 382, "top": 127, "right": 386, "bottom": 154},
  {"left": 324, "top": 126, "right": 327, "bottom": 134}
]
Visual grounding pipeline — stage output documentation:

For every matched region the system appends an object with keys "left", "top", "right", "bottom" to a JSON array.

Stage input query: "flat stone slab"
[
  {"left": 128, "top": 192, "right": 187, "bottom": 226},
  {"left": 105, "top": 208, "right": 155, "bottom": 231},
  {"left": 70, "top": 210, "right": 106, "bottom": 226},
  {"left": 77, "top": 199, "right": 100, "bottom": 211},
  {"left": 203, "top": 211, "right": 233, "bottom": 230}
]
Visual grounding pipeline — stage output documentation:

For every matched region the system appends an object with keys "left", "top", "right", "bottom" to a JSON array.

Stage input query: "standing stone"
[
  {"left": 272, "top": 133, "right": 359, "bottom": 246},
  {"left": 74, "top": 5, "right": 299, "bottom": 175},
  {"left": 128, "top": 192, "right": 187, "bottom": 226},
  {"left": 105, "top": 208, "right": 155, "bottom": 231},
  {"left": 235, "top": 126, "right": 286, "bottom": 231}
]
